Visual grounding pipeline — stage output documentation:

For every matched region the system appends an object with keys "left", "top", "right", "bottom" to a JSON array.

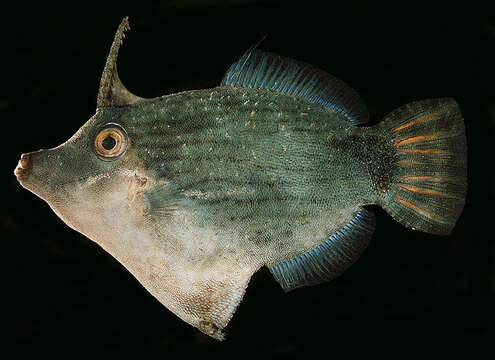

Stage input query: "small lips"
[{"left": 14, "top": 153, "right": 32, "bottom": 180}]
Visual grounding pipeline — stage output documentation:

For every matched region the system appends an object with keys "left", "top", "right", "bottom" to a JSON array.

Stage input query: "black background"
[{"left": 3, "top": 1, "right": 494, "bottom": 358}]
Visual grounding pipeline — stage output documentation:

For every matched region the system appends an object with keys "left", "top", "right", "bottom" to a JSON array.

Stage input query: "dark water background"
[{"left": 2, "top": 1, "right": 494, "bottom": 358}]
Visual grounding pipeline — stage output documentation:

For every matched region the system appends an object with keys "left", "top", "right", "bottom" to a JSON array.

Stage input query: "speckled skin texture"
[
  {"left": 124, "top": 87, "right": 396, "bottom": 260},
  {"left": 15, "top": 18, "right": 466, "bottom": 341},
  {"left": 16, "top": 85, "right": 396, "bottom": 339}
]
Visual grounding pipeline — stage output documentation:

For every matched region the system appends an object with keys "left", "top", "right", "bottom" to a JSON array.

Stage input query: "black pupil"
[{"left": 102, "top": 136, "right": 116, "bottom": 150}]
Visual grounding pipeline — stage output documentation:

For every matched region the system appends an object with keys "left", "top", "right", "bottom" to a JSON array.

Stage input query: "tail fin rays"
[{"left": 380, "top": 98, "right": 467, "bottom": 235}]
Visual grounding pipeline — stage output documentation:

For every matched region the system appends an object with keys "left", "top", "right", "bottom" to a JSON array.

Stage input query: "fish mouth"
[
  {"left": 14, "top": 153, "right": 33, "bottom": 181},
  {"left": 14, "top": 149, "right": 47, "bottom": 194}
]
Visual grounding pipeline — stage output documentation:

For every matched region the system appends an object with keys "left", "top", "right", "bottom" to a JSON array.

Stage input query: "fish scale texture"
[
  {"left": 16, "top": 19, "right": 467, "bottom": 339},
  {"left": 127, "top": 88, "right": 381, "bottom": 248}
]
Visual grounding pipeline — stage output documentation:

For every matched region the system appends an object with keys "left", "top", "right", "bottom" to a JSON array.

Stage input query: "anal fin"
[{"left": 268, "top": 208, "right": 375, "bottom": 292}]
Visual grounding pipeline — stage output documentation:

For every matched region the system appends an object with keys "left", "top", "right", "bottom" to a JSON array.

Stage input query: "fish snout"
[
  {"left": 15, "top": 147, "right": 72, "bottom": 200},
  {"left": 14, "top": 153, "right": 33, "bottom": 180},
  {"left": 14, "top": 149, "right": 46, "bottom": 182}
]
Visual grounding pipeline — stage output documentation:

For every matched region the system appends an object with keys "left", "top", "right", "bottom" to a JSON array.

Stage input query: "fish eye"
[{"left": 94, "top": 123, "right": 128, "bottom": 160}]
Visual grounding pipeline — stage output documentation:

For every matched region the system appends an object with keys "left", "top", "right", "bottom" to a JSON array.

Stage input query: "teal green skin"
[
  {"left": 117, "top": 86, "right": 396, "bottom": 258},
  {"left": 15, "top": 17, "right": 464, "bottom": 340},
  {"left": 21, "top": 84, "right": 397, "bottom": 266},
  {"left": 17, "top": 113, "right": 127, "bottom": 210},
  {"left": 18, "top": 84, "right": 397, "bottom": 339}
]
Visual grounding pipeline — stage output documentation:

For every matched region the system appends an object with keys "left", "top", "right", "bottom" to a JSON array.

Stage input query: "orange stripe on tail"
[
  {"left": 397, "top": 149, "right": 451, "bottom": 155},
  {"left": 394, "top": 196, "right": 445, "bottom": 223},
  {"left": 398, "top": 176, "right": 464, "bottom": 185},
  {"left": 396, "top": 160, "right": 424, "bottom": 166},
  {"left": 394, "top": 134, "right": 441, "bottom": 147},
  {"left": 398, "top": 176, "right": 446, "bottom": 182},
  {"left": 397, "top": 184, "right": 456, "bottom": 198},
  {"left": 381, "top": 98, "right": 466, "bottom": 235},
  {"left": 391, "top": 113, "right": 437, "bottom": 133}
]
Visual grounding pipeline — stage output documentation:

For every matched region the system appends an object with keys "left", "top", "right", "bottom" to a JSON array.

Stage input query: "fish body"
[
  {"left": 131, "top": 87, "right": 384, "bottom": 255},
  {"left": 14, "top": 18, "right": 467, "bottom": 339}
]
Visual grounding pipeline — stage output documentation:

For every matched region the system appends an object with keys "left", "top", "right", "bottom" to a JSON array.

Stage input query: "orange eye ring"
[{"left": 94, "top": 123, "right": 128, "bottom": 160}]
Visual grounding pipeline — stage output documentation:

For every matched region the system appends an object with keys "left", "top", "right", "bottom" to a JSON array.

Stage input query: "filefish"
[{"left": 14, "top": 18, "right": 467, "bottom": 339}]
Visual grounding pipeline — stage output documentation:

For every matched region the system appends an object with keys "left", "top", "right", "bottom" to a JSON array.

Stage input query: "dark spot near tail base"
[{"left": 333, "top": 134, "right": 398, "bottom": 193}]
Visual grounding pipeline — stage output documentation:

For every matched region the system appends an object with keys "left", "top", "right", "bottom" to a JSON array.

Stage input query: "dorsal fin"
[
  {"left": 97, "top": 17, "right": 146, "bottom": 108},
  {"left": 268, "top": 208, "right": 375, "bottom": 292},
  {"left": 221, "top": 50, "right": 369, "bottom": 125}
]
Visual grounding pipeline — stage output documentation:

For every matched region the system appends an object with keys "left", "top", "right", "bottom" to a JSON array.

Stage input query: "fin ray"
[
  {"left": 380, "top": 98, "right": 467, "bottom": 235},
  {"left": 221, "top": 50, "right": 369, "bottom": 125},
  {"left": 268, "top": 208, "right": 375, "bottom": 292}
]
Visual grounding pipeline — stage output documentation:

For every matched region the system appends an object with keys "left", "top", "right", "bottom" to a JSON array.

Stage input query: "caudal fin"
[{"left": 380, "top": 98, "right": 467, "bottom": 235}]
